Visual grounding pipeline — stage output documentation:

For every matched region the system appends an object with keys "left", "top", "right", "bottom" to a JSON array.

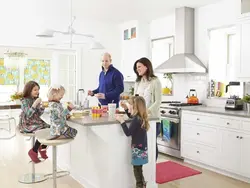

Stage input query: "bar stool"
[
  {"left": 18, "top": 132, "right": 48, "bottom": 184},
  {"left": 0, "top": 107, "right": 16, "bottom": 166},
  {"left": 0, "top": 106, "right": 16, "bottom": 139},
  {"left": 35, "top": 129, "right": 74, "bottom": 188}
]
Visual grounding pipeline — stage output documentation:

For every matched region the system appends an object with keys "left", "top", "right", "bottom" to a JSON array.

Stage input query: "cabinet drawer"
[
  {"left": 181, "top": 142, "right": 216, "bottom": 166},
  {"left": 220, "top": 118, "right": 241, "bottom": 129},
  {"left": 241, "top": 120, "right": 250, "bottom": 132},
  {"left": 182, "top": 124, "right": 217, "bottom": 147},
  {"left": 182, "top": 113, "right": 219, "bottom": 126}
]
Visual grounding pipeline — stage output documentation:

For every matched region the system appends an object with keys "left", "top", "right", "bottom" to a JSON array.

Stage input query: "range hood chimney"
[{"left": 155, "top": 7, "right": 207, "bottom": 74}]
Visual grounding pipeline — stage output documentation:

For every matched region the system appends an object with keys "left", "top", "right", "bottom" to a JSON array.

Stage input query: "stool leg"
[
  {"left": 53, "top": 146, "right": 57, "bottom": 188},
  {"left": 31, "top": 137, "right": 35, "bottom": 181},
  {"left": 18, "top": 136, "right": 47, "bottom": 184}
]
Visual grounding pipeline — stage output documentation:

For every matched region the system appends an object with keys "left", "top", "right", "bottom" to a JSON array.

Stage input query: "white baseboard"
[
  {"left": 70, "top": 171, "right": 97, "bottom": 188},
  {"left": 184, "top": 159, "right": 250, "bottom": 184}
]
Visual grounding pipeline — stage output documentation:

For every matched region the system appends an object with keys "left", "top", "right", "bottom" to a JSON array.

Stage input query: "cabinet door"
[
  {"left": 239, "top": 22, "right": 250, "bottom": 78},
  {"left": 218, "top": 130, "right": 241, "bottom": 173},
  {"left": 240, "top": 133, "right": 250, "bottom": 178}
]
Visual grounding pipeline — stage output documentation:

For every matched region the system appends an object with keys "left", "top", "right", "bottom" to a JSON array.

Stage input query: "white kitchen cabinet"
[
  {"left": 237, "top": 19, "right": 250, "bottom": 80},
  {"left": 217, "top": 130, "right": 241, "bottom": 174},
  {"left": 241, "top": 133, "right": 250, "bottom": 178},
  {"left": 181, "top": 110, "right": 250, "bottom": 182}
]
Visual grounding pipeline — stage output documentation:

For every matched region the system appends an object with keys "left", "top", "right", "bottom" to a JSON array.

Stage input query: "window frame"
[
  {"left": 151, "top": 36, "right": 175, "bottom": 96},
  {"left": 207, "top": 26, "right": 244, "bottom": 99}
]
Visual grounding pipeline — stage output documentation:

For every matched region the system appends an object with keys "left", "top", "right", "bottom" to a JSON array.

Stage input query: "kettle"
[{"left": 186, "top": 89, "right": 199, "bottom": 104}]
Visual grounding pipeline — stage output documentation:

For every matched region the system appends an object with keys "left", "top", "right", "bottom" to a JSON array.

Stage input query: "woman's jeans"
[{"left": 156, "top": 122, "right": 161, "bottom": 160}]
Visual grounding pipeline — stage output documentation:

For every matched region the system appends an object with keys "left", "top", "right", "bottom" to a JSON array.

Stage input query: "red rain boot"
[
  {"left": 28, "top": 149, "right": 41, "bottom": 163},
  {"left": 38, "top": 147, "right": 48, "bottom": 160}
]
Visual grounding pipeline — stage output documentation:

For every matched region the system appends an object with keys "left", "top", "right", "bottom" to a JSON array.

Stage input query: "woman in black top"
[{"left": 116, "top": 96, "right": 149, "bottom": 188}]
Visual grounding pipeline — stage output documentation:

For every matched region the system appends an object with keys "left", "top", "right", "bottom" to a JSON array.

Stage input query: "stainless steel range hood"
[{"left": 155, "top": 7, "right": 207, "bottom": 74}]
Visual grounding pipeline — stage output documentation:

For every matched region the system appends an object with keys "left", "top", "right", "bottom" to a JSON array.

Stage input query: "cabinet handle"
[
  {"left": 240, "top": 136, "right": 243, "bottom": 139},
  {"left": 236, "top": 136, "right": 239, "bottom": 139},
  {"left": 197, "top": 151, "right": 200, "bottom": 154},
  {"left": 227, "top": 122, "right": 230, "bottom": 125},
  {"left": 197, "top": 133, "right": 200, "bottom": 135},
  {"left": 197, "top": 118, "right": 200, "bottom": 121}
]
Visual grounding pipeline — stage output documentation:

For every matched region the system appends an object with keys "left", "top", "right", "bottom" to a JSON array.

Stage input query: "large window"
[
  {"left": 151, "top": 36, "right": 174, "bottom": 95},
  {"left": 0, "top": 58, "right": 51, "bottom": 102},
  {"left": 208, "top": 27, "right": 243, "bottom": 98}
]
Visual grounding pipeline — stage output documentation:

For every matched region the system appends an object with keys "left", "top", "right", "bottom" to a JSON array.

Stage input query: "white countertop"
[{"left": 182, "top": 106, "right": 250, "bottom": 118}]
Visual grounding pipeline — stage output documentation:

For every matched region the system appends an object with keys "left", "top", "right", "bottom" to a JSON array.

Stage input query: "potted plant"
[
  {"left": 243, "top": 94, "right": 250, "bottom": 113},
  {"left": 162, "top": 73, "right": 173, "bottom": 95},
  {"left": 10, "top": 92, "right": 23, "bottom": 105}
]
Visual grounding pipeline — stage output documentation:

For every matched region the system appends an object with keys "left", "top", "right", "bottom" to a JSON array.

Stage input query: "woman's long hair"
[
  {"left": 133, "top": 57, "right": 156, "bottom": 82},
  {"left": 128, "top": 96, "right": 150, "bottom": 131}
]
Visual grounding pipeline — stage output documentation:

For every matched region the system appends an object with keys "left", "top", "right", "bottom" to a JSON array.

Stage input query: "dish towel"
[{"left": 162, "top": 119, "right": 172, "bottom": 141}]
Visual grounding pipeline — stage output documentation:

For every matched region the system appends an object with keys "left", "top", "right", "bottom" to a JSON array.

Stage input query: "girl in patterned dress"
[
  {"left": 116, "top": 96, "right": 149, "bottom": 188},
  {"left": 47, "top": 85, "right": 77, "bottom": 139},
  {"left": 18, "top": 81, "right": 50, "bottom": 163}
]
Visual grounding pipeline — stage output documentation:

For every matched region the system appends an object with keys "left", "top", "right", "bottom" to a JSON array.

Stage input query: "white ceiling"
[{"left": 71, "top": 0, "right": 222, "bottom": 23}]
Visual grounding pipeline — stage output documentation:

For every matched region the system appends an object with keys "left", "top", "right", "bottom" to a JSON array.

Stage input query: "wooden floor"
[{"left": 0, "top": 130, "right": 249, "bottom": 188}]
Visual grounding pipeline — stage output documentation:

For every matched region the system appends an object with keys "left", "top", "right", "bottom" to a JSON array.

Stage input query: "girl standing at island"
[{"left": 116, "top": 96, "right": 149, "bottom": 188}]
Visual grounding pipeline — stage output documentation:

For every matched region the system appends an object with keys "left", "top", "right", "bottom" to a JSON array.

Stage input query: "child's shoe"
[
  {"left": 38, "top": 147, "right": 48, "bottom": 160},
  {"left": 28, "top": 149, "right": 41, "bottom": 163}
]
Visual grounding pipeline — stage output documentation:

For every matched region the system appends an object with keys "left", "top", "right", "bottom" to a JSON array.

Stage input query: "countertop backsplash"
[{"left": 161, "top": 74, "right": 208, "bottom": 102}]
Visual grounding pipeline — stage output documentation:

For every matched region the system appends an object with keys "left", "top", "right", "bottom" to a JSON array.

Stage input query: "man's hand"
[
  {"left": 95, "top": 93, "right": 105, "bottom": 99},
  {"left": 88, "top": 90, "right": 94, "bottom": 96}
]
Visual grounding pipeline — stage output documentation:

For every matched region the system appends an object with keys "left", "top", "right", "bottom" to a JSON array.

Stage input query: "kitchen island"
[{"left": 41, "top": 112, "right": 158, "bottom": 188}]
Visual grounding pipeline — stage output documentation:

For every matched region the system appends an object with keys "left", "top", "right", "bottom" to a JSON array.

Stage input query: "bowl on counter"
[
  {"left": 72, "top": 110, "right": 90, "bottom": 118},
  {"left": 72, "top": 110, "right": 84, "bottom": 118}
]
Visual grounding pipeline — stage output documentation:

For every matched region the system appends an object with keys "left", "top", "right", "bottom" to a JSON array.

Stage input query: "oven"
[{"left": 157, "top": 115, "right": 182, "bottom": 158}]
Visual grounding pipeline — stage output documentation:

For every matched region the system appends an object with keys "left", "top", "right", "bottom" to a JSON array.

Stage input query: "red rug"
[{"left": 156, "top": 161, "right": 202, "bottom": 184}]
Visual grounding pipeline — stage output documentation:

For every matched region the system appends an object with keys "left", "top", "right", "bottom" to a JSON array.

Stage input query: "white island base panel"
[{"left": 46, "top": 120, "right": 157, "bottom": 188}]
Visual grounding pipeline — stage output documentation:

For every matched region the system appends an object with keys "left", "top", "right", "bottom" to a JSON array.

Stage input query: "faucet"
[{"left": 76, "top": 89, "right": 85, "bottom": 109}]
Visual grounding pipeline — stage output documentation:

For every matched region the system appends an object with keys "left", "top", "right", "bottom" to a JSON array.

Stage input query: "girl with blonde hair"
[
  {"left": 47, "top": 85, "right": 77, "bottom": 139},
  {"left": 116, "top": 96, "right": 149, "bottom": 188}
]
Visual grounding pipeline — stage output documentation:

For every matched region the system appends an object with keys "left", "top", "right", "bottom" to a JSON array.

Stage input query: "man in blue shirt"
[{"left": 88, "top": 53, "right": 124, "bottom": 107}]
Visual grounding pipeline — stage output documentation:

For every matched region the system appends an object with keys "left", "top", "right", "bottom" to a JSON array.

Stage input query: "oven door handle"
[{"left": 161, "top": 116, "right": 180, "bottom": 123}]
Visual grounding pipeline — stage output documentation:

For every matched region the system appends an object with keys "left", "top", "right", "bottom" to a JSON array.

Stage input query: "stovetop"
[{"left": 160, "top": 101, "right": 203, "bottom": 118}]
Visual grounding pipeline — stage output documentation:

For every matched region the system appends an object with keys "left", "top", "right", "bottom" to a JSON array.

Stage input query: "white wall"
[
  {"left": 149, "top": 0, "right": 241, "bottom": 105},
  {"left": 119, "top": 20, "right": 150, "bottom": 80}
]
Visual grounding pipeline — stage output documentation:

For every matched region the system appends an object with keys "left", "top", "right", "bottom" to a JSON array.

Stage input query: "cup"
[
  {"left": 101, "top": 105, "right": 108, "bottom": 113},
  {"left": 108, "top": 103, "right": 116, "bottom": 118}
]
